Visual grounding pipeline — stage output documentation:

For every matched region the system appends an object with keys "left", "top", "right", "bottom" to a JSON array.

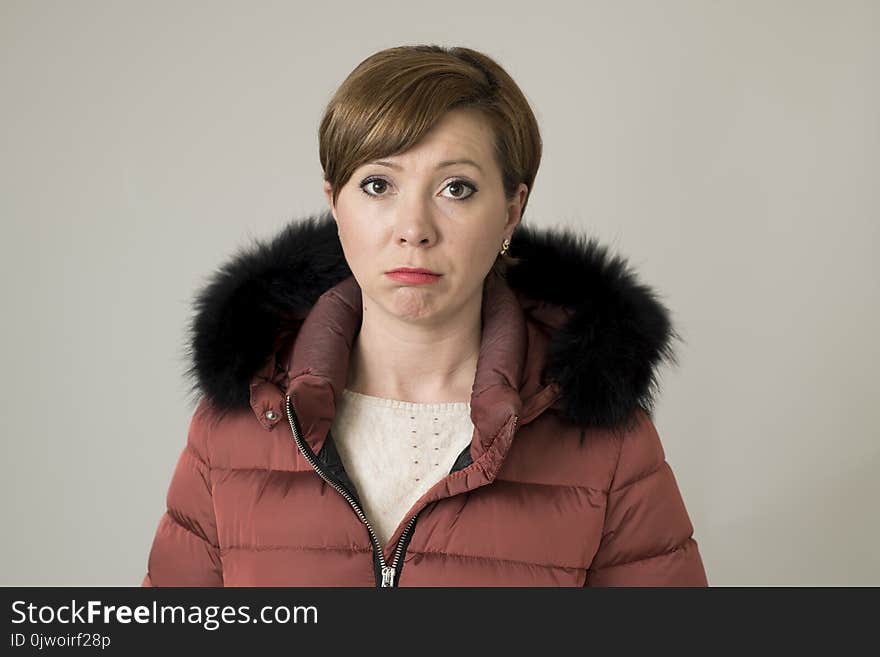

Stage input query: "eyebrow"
[{"left": 370, "top": 158, "right": 484, "bottom": 174}]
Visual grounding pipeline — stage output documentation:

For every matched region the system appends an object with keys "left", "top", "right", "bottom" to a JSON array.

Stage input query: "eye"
[
  {"left": 441, "top": 179, "right": 478, "bottom": 200},
  {"left": 359, "top": 177, "right": 390, "bottom": 198}
]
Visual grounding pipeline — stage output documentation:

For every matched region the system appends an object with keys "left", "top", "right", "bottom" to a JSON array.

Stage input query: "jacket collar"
[
  {"left": 285, "top": 269, "right": 527, "bottom": 464},
  {"left": 187, "top": 211, "right": 678, "bottom": 436}
]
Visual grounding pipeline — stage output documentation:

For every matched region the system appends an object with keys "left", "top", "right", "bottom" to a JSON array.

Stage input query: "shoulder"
[{"left": 606, "top": 408, "right": 669, "bottom": 490}]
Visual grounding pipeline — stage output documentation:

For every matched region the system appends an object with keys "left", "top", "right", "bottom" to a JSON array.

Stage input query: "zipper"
[
  {"left": 285, "top": 394, "right": 419, "bottom": 587},
  {"left": 285, "top": 394, "right": 519, "bottom": 587},
  {"left": 383, "top": 412, "right": 517, "bottom": 584}
]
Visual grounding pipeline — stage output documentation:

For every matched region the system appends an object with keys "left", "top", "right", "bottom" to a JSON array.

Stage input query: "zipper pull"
[{"left": 381, "top": 565, "right": 396, "bottom": 587}]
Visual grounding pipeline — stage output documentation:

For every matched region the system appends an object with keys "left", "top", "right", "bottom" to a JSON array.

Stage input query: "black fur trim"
[
  {"left": 505, "top": 224, "right": 680, "bottom": 432},
  {"left": 184, "top": 213, "right": 350, "bottom": 411},
  {"left": 184, "top": 212, "right": 681, "bottom": 431}
]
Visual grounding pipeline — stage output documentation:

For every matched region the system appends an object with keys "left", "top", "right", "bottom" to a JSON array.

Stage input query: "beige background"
[{"left": 1, "top": 0, "right": 877, "bottom": 586}]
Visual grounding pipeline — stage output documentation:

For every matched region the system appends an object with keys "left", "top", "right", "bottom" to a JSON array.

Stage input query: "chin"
[{"left": 389, "top": 290, "right": 441, "bottom": 319}]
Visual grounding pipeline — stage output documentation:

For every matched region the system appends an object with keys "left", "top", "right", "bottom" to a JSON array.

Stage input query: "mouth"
[
  {"left": 385, "top": 268, "right": 443, "bottom": 285},
  {"left": 387, "top": 267, "right": 442, "bottom": 276}
]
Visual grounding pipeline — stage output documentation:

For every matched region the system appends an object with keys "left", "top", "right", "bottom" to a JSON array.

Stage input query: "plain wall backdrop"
[{"left": 1, "top": 0, "right": 877, "bottom": 586}]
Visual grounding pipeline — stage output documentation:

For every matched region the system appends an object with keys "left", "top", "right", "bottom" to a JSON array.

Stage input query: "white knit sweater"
[{"left": 329, "top": 388, "right": 475, "bottom": 547}]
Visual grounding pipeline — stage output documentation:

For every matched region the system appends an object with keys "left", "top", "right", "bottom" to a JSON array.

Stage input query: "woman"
[{"left": 142, "top": 44, "right": 708, "bottom": 587}]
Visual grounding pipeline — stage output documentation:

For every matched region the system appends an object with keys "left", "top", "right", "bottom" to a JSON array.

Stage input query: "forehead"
[
  {"left": 376, "top": 108, "right": 495, "bottom": 168},
  {"left": 423, "top": 108, "right": 494, "bottom": 151}
]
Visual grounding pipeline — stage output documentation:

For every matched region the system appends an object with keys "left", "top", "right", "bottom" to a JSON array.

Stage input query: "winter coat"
[{"left": 141, "top": 213, "right": 708, "bottom": 587}]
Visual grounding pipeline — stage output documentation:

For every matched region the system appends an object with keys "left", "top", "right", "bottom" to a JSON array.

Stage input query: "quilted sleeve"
[
  {"left": 142, "top": 399, "right": 224, "bottom": 586},
  {"left": 586, "top": 409, "right": 708, "bottom": 586}
]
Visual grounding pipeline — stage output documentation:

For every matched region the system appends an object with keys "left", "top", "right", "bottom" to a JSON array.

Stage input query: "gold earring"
[{"left": 500, "top": 238, "right": 510, "bottom": 255}]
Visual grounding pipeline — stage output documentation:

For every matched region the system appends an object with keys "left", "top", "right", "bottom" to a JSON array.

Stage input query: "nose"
[{"left": 393, "top": 196, "right": 438, "bottom": 247}]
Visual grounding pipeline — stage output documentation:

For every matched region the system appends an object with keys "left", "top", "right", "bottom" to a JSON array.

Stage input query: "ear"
[
  {"left": 323, "top": 180, "right": 338, "bottom": 223},
  {"left": 505, "top": 182, "right": 528, "bottom": 236}
]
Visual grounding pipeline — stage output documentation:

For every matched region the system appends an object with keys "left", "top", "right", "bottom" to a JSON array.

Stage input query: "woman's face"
[{"left": 324, "top": 108, "right": 528, "bottom": 325}]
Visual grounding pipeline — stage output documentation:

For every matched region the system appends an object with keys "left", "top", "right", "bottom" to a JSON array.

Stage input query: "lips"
[
  {"left": 388, "top": 267, "right": 441, "bottom": 275},
  {"left": 386, "top": 269, "right": 442, "bottom": 285}
]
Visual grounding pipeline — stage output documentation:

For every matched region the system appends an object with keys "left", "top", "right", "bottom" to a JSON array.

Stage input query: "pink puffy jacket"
[{"left": 142, "top": 214, "right": 708, "bottom": 587}]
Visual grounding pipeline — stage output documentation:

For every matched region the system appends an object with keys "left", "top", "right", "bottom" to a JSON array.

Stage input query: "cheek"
[
  {"left": 337, "top": 220, "right": 378, "bottom": 267},
  {"left": 447, "top": 232, "right": 499, "bottom": 277},
  {"left": 465, "top": 223, "right": 503, "bottom": 257},
  {"left": 338, "top": 228, "right": 360, "bottom": 263}
]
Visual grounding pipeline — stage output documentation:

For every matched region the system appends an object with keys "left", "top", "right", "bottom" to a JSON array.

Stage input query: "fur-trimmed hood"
[{"left": 185, "top": 211, "right": 680, "bottom": 431}]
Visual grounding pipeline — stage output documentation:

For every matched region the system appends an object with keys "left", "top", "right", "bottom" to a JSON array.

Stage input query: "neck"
[{"left": 346, "top": 286, "right": 483, "bottom": 404}]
